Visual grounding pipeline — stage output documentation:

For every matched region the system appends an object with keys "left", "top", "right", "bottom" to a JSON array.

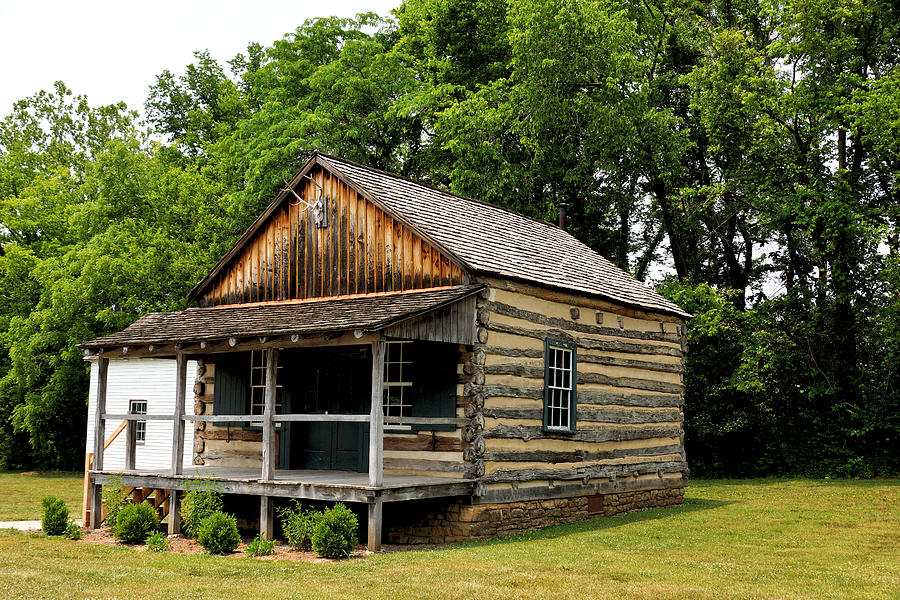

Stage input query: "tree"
[{"left": 1, "top": 1, "right": 897, "bottom": 475}]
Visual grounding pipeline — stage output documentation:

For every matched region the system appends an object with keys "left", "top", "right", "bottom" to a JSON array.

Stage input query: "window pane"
[
  {"left": 546, "top": 342, "right": 575, "bottom": 430},
  {"left": 383, "top": 342, "right": 414, "bottom": 420},
  {"left": 130, "top": 400, "right": 147, "bottom": 443}
]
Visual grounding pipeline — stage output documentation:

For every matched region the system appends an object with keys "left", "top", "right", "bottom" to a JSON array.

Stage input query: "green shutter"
[
  {"left": 411, "top": 342, "right": 458, "bottom": 432},
  {"left": 213, "top": 353, "right": 249, "bottom": 427}
]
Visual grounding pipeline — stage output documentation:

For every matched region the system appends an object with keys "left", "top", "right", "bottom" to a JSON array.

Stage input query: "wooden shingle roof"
[
  {"left": 317, "top": 154, "right": 689, "bottom": 318},
  {"left": 81, "top": 285, "right": 482, "bottom": 349}
]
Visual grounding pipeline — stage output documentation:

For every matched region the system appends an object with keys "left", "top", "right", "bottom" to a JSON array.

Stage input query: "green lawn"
[
  {"left": 0, "top": 479, "right": 897, "bottom": 599},
  {"left": 0, "top": 471, "right": 83, "bottom": 521}
]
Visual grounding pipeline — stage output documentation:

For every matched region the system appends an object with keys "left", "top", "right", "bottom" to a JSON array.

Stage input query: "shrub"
[
  {"left": 113, "top": 502, "right": 160, "bottom": 543},
  {"left": 197, "top": 511, "right": 240, "bottom": 554},
  {"left": 312, "top": 503, "right": 358, "bottom": 559},
  {"left": 41, "top": 495, "right": 69, "bottom": 536},
  {"left": 246, "top": 533, "right": 275, "bottom": 557},
  {"left": 64, "top": 521, "right": 83, "bottom": 540},
  {"left": 146, "top": 530, "right": 169, "bottom": 552},
  {"left": 181, "top": 481, "right": 224, "bottom": 538},
  {"left": 101, "top": 476, "right": 129, "bottom": 529},
  {"left": 278, "top": 500, "right": 322, "bottom": 551}
]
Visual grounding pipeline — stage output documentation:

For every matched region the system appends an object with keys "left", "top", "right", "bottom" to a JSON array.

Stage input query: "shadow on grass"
[
  {"left": 453, "top": 497, "right": 734, "bottom": 550},
  {"left": 690, "top": 477, "right": 900, "bottom": 488}
]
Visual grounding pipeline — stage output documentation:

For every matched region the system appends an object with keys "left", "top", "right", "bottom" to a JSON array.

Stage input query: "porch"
[
  {"left": 85, "top": 350, "right": 473, "bottom": 551},
  {"left": 81, "top": 286, "right": 483, "bottom": 551}
]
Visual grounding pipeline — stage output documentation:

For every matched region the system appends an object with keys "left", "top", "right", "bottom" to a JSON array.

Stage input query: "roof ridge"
[
  {"left": 314, "top": 151, "right": 571, "bottom": 236},
  {"left": 317, "top": 153, "right": 677, "bottom": 298}
]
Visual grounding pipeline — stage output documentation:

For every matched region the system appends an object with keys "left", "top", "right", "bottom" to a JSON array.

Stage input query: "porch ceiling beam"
[
  {"left": 88, "top": 331, "right": 385, "bottom": 359},
  {"left": 96, "top": 344, "right": 177, "bottom": 359}
]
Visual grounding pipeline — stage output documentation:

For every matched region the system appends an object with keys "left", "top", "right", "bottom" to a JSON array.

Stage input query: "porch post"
[
  {"left": 167, "top": 352, "right": 187, "bottom": 535},
  {"left": 260, "top": 496, "right": 274, "bottom": 539},
  {"left": 89, "top": 357, "right": 109, "bottom": 529},
  {"left": 261, "top": 347, "right": 279, "bottom": 481},
  {"left": 168, "top": 489, "right": 181, "bottom": 535},
  {"left": 90, "top": 483, "right": 103, "bottom": 529},
  {"left": 170, "top": 352, "right": 187, "bottom": 476},
  {"left": 368, "top": 339, "right": 385, "bottom": 552},
  {"left": 91, "top": 357, "right": 109, "bottom": 472},
  {"left": 367, "top": 497, "right": 383, "bottom": 552},
  {"left": 368, "top": 339, "right": 384, "bottom": 487}
]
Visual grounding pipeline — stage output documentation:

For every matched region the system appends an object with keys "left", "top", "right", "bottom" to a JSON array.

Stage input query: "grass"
[
  {"left": 0, "top": 479, "right": 897, "bottom": 599},
  {"left": 0, "top": 471, "right": 83, "bottom": 521}
]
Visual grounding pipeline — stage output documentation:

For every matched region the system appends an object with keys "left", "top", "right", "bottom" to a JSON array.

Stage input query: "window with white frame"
[
  {"left": 129, "top": 400, "right": 147, "bottom": 444},
  {"left": 249, "top": 350, "right": 282, "bottom": 416},
  {"left": 383, "top": 341, "right": 413, "bottom": 420},
  {"left": 543, "top": 339, "right": 576, "bottom": 432}
]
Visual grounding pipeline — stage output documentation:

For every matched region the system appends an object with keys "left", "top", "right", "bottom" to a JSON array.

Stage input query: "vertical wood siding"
[
  {"left": 383, "top": 296, "right": 477, "bottom": 345},
  {"left": 198, "top": 167, "right": 467, "bottom": 307},
  {"left": 85, "top": 359, "right": 197, "bottom": 471}
]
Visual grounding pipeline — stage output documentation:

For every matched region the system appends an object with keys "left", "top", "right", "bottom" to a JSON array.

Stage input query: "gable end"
[{"left": 191, "top": 156, "right": 469, "bottom": 307}]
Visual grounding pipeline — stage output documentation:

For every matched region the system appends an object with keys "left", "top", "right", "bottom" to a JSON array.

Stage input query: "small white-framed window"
[
  {"left": 249, "top": 350, "right": 282, "bottom": 418},
  {"left": 130, "top": 400, "right": 147, "bottom": 444},
  {"left": 543, "top": 339, "right": 576, "bottom": 432},
  {"left": 383, "top": 341, "right": 413, "bottom": 421}
]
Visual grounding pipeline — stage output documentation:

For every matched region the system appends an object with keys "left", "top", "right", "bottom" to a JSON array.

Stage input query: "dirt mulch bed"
[{"left": 78, "top": 528, "right": 372, "bottom": 562}]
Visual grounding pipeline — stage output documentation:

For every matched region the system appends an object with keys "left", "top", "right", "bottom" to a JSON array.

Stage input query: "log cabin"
[{"left": 79, "top": 152, "right": 690, "bottom": 550}]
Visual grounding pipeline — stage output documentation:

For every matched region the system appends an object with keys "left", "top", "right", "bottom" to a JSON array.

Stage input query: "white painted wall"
[{"left": 85, "top": 358, "right": 196, "bottom": 471}]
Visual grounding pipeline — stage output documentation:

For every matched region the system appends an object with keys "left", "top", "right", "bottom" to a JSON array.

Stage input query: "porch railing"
[{"left": 87, "top": 342, "right": 467, "bottom": 547}]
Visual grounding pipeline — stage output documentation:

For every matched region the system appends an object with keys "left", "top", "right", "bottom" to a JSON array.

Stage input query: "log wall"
[
  {"left": 465, "top": 278, "right": 688, "bottom": 504},
  {"left": 197, "top": 165, "right": 467, "bottom": 307},
  {"left": 191, "top": 361, "right": 264, "bottom": 469},
  {"left": 190, "top": 277, "right": 688, "bottom": 511}
]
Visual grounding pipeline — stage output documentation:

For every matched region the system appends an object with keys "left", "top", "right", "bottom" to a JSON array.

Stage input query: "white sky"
[{"left": 0, "top": 0, "right": 400, "bottom": 118}]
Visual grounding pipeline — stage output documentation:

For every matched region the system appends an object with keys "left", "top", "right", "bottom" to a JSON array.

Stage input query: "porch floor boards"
[{"left": 90, "top": 467, "right": 475, "bottom": 504}]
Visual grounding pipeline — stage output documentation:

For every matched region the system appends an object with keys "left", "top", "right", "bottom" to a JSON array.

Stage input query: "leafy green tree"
[
  {"left": 146, "top": 50, "right": 248, "bottom": 158},
  {"left": 1, "top": 1, "right": 897, "bottom": 476}
]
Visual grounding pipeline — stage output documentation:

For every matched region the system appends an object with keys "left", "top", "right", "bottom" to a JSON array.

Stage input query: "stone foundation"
[
  {"left": 385, "top": 486, "right": 685, "bottom": 545},
  {"left": 599, "top": 487, "right": 684, "bottom": 517}
]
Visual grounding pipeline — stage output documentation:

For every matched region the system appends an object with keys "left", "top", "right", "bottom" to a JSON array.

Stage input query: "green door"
[{"left": 286, "top": 347, "right": 370, "bottom": 472}]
